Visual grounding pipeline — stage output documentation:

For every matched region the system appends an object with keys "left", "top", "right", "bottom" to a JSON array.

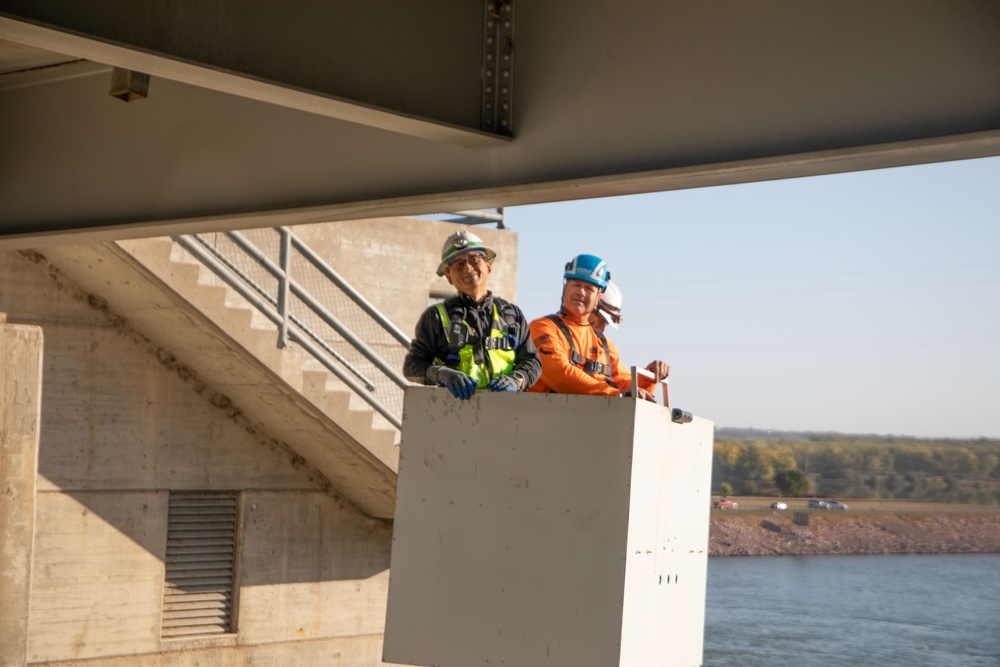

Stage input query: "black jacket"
[{"left": 403, "top": 292, "right": 541, "bottom": 389}]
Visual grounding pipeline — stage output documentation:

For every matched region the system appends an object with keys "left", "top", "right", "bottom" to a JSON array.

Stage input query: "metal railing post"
[
  {"left": 284, "top": 228, "right": 412, "bottom": 347},
  {"left": 173, "top": 229, "right": 416, "bottom": 431},
  {"left": 226, "top": 230, "right": 412, "bottom": 388},
  {"left": 277, "top": 228, "right": 291, "bottom": 349}
]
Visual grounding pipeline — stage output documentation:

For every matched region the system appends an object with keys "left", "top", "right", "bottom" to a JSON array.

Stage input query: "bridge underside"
[{"left": 2, "top": 1, "right": 999, "bottom": 247}]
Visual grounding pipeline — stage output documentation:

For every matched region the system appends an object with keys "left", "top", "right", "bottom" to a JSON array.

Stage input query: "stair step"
[{"left": 140, "top": 237, "right": 399, "bottom": 467}]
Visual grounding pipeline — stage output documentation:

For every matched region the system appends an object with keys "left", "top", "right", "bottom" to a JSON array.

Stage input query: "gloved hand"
[
  {"left": 488, "top": 374, "right": 521, "bottom": 392},
  {"left": 437, "top": 367, "right": 477, "bottom": 400}
]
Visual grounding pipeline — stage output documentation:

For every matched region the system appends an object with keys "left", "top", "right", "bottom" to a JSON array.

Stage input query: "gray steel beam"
[
  {"left": 0, "top": 12, "right": 501, "bottom": 147},
  {"left": 0, "top": 1, "right": 490, "bottom": 131},
  {"left": 1, "top": 1, "right": 1000, "bottom": 246}
]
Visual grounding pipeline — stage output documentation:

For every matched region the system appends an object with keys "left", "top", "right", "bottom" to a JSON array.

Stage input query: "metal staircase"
[
  {"left": 175, "top": 227, "right": 412, "bottom": 430},
  {"left": 40, "top": 230, "right": 413, "bottom": 518},
  {"left": 38, "top": 214, "right": 508, "bottom": 518}
]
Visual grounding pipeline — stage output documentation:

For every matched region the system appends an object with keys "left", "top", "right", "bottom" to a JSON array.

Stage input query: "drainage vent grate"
[{"left": 161, "top": 492, "right": 239, "bottom": 638}]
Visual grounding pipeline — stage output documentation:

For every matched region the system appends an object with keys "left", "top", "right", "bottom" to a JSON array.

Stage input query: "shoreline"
[{"left": 708, "top": 511, "right": 1000, "bottom": 557}]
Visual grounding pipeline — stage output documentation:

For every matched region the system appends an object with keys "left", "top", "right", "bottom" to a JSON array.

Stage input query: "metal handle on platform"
[
  {"left": 630, "top": 366, "right": 691, "bottom": 424},
  {"left": 629, "top": 366, "right": 669, "bottom": 406}
]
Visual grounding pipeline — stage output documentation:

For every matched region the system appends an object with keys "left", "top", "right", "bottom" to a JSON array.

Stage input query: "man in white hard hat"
[
  {"left": 592, "top": 279, "right": 624, "bottom": 331},
  {"left": 403, "top": 229, "right": 541, "bottom": 400},
  {"left": 590, "top": 280, "right": 670, "bottom": 400}
]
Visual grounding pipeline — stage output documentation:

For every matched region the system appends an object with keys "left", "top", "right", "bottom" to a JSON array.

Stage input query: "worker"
[
  {"left": 590, "top": 280, "right": 670, "bottom": 400},
  {"left": 403, "top": 229, "right": 541, "bottom": 400},
  {"left": 528, "top": 254, "right": 658, "bottom": 399},
  {"left": 592, "top": 279, "right": 624, "bottom": 330}
]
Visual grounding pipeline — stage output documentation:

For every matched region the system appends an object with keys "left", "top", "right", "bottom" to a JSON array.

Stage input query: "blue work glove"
[
  {"left": 437, "top": 367, "right": 476, "bottom": 400},
  {"left": 488, "top": 373, "right": 521, "bottom": 393}
]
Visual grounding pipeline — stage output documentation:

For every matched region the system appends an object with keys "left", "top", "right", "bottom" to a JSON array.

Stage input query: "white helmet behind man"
[{"left": 597, "top": 280, "right": 623, "bottom": 329}]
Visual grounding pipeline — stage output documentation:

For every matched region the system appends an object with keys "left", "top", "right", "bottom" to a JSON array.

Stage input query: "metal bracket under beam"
[
  {"left": 108, "top": 67, "right": 149, "bottom": 102},
  {"left": 482, "top": 0, "right": 514, "bottom": 135}
]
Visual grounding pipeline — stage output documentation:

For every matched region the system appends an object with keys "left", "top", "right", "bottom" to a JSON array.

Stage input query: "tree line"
[{"left": 712, "top": 430, "right": 1000, "bottom": 504}]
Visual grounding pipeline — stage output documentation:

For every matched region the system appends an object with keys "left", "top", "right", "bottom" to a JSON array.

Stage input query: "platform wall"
[{"left": 384, "top": 388, "right": 714, "bottom": 667}]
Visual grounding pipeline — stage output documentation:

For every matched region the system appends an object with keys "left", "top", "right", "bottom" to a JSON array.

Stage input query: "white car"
[
  {"left": 825, "top": 500, "right": 849, "bottom": 510},
  {"left": 770, "top": 501, "right": 787, "bottom": 510}
]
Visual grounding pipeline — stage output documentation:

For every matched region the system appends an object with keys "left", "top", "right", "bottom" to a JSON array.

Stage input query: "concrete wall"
[
  {"left": 0, "top": 318, "right": 43, "bottom": 667},
  {"left": 0, "top": 250, "right": 395, "bottom": 666},
  {"left": 290, "top": 218, "right": 518, "bottom": 338}
]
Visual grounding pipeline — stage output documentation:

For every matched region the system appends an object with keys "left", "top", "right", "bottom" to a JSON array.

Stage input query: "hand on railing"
[
  {"left": 629, "top": 366, "right": 669, "bottom": 405},
  {"left": 488, "top": 374, "right": 520, "bottom": 392},
  {"left": 437, "top": 368, "right": 477, "bottom": 400}
]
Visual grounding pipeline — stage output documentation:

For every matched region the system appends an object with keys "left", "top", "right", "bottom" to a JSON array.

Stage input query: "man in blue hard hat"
[
  {"left": 528, "top": 255, "right": 661, "bottom": 399},
  {"left": 404, "top": 229, "right": 541, "bottom": 400}
]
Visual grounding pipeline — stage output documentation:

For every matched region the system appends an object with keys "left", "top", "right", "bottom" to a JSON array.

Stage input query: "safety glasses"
[{"left": 448, "top": 254, "right": 487, "bottom": 272}]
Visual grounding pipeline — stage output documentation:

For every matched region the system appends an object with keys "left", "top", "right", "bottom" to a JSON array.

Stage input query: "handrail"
[
  {"left": 413, "top": 208, "right": 506, "bottom": 229},
  {"left": 224, "top": 230, "right": 412, "bottom": 390},
  {"left": 449, "top": 209, "right": 505, "bottom": 223},
  {"left": 629, "top": 366, "right": 669, "bottom": 406},
  {"left": 176, "top": 234, "right": 374, "bottom": 388},
  {"left": 630, "top": 366, "right": 691, "bottom": 424},
  {"left": 173, "top": 231, "right": 411, "bottom": 430},
  {"left": 283, "top": 228, "right": 412, "bottom": 347}
]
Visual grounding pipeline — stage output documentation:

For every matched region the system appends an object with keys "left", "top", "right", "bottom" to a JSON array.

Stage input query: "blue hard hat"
[{"left": 563, "top": 254, "right": 610, "bottom": 291}]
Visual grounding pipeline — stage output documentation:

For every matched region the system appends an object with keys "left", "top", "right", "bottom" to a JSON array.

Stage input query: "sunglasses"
[{"left": 448, "top": 254, "right": 487, "bottom": 271}]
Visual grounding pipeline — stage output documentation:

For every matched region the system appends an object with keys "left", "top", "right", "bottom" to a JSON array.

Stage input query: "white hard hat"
[
  {"left": 436, "top": 229, "right": 497, "bottom": 277},
  {"left": 597, "top": 280, "right": 622, "bottom": 328}
]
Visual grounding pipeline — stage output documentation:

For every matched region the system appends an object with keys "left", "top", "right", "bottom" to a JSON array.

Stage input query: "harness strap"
[
  {"left": 545, "top": 315, "right": 616, "bottom": 387},
  {"left": 482, "top": 336, "right": 516, "bottom": 351},
  {"left": 437, "top": 297, "right": 520, "bottom": 375},
  {"left": 436, "top": 302, "right": 465, "bottom": 367},
  {"left": 590, "top": 327, "right": 615, "bottom": 386}
]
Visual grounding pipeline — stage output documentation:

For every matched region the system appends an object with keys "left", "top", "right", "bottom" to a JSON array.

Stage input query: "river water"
[{"left": 703, "top": 553, "right": 1000, "bottom": 667}]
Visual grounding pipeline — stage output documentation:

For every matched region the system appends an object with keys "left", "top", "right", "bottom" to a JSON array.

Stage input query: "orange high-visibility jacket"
[{"left": 527, "top": 313, "right": 656, "bottom": 396}]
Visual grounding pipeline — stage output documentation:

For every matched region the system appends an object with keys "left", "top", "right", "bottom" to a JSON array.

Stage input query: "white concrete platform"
[{"left": 384, "top": 388, "right": 714, "bottom": 667}]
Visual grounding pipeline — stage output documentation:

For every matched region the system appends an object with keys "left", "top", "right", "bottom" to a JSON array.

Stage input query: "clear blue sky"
[{"left": 506, "top": 156, "right": 1000, "bottom": 439}]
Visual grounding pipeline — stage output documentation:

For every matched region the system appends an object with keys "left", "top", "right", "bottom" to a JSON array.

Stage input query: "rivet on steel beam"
[
  {"left": 487, "top": 0, "right": 506, "bottom": 18},
  {"left": 482, "top": 0, "right": 514, "bottom": 135}
]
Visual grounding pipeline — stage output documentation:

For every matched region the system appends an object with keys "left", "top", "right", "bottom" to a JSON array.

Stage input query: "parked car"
[
  {"left": 807, "top": 499, "right": 826, "bottom": 509},
  {"left": 770, "top": 501, "right": 787, "bottom": 510},
  {"left": 715, "top": 500, "right": 739, "bottom": 509},
  {"left": 825, "top": 500, "right": 849, "bottom": 510}
]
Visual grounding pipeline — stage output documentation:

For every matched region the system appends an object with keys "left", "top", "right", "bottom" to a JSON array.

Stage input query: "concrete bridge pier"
[{"left": 0, "top": 315, "right": 43, "bottom": 667}]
